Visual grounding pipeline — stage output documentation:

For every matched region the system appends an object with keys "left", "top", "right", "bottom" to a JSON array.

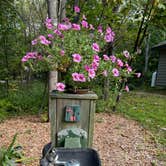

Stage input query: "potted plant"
[
  {"left": 21, "top": 6, "right": 141, "bottom": 148},
  {"left": 21, "top": 6, "right": 140, "bottom": 94}
]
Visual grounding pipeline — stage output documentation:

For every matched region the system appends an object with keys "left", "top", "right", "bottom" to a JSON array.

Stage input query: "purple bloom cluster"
[
  {"left": 104, "top": 27, "right": 115, "bottom": 43},
  {"left": 21, "top": 52, "right": 42, "bottom": 62}
]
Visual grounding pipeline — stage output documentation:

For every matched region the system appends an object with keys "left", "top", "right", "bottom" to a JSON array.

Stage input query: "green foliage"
[
  {"left": 0, "top": 134, "right": 23, "bottom": 166},
  {"left": 0, "top": 110, "right": 8, "bottom": 123},
  {"left": 7, "top": 81, "right": 47, "bottom": 114},
  {"left": 0, "top": 99, "right": 16, "bottom": 122},
  {"left": 0, "top": 81, "right": 48, "bottom": 122}
]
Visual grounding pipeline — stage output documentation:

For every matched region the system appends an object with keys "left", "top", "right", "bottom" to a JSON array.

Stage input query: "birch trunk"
[
  {"left": 47, "top": 0, "right": 66, "bottom": 92},
  {"left": 47, "top": 0, "right": 66, "bottom": 120}
]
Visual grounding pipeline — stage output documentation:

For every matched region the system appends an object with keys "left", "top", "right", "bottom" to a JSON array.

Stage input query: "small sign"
[{"left": 65, "top": 105, "right": 80, "bottom": 122}]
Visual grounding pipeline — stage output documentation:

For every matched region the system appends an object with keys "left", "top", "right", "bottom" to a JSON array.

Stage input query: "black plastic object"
[{"left": 41, "top": 143, "right": 101, "bottom": 166}]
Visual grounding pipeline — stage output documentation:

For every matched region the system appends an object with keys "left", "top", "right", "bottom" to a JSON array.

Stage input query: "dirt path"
[{"left": 0, "top": 113, "right": 165, "bottom": 166}]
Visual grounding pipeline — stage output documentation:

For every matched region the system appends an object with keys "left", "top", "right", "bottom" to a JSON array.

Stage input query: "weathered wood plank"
[
  {"left": 88, "top": 100, "right": 96, "bottom": 147},
  {"left": 50, "top": 97, "right": 57, "bottom": 147},
  {"left": 50, "top": 92, "right": 98, "bottom": 100},
  {"left": 50, "top": 93, "right": 97, "bottom": 148}
]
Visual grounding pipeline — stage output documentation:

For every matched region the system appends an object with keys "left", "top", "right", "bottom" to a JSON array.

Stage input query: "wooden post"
[{"left": 50, "top": 92, "right": 98, "bottom": 148}]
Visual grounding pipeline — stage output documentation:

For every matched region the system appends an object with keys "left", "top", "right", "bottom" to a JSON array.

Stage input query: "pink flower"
[
  {"left": 72, "top": 73, "right": 86, "bottom": 82},
  {"left": 97, "top": 25, "right": 102, "bottom": 34},
  {"left": 78, "top": 74, "right": 86, "bottom": 82},
  {"left": 81, "top": 20, "right": 88, "bottom": 28},
  {"left": 72, "top": 24, "right": 81, "bottom": 31},
  {"left": 104, "top": 27, "right": 115, "bottom": 42},
  {"left": 106, "top": 27, "right": 112, "bottom": 33},
  {"left": 88, "top": 69, "right": 96, "bottom": 79},
  {"left": 74, "top": 6, "right": 80, "bottom": 13},
  {"left": 55, "top": 82, "right": 65, "bottom": 92},
  {"left": 125, "top": 85, "right": 129, "bottom": 92},
  {"left": 39, "top": 35, "right": 51, "bottom": 45},
  {"left": 45, "top": 18, "right": 52, "bottom": 24},
  {"left": 110, "top": 55, "right": 116, "bottom": 63},
  {"left": 21, "top": 56, "right": 28, "bottom": 62},
  {"left": 21, "top": 52, "right": 38, "bottom": 62},
  {"left": 46, "top": 23, "right": 53, "bottom": 29},
  {"left": 37, "top": 53, "right": 43, "bottom": 60},
  {"left": 91, "top": 61, "right": 99, "bottom": 71},
  {"left": 82, "top": 14, "right": 87, "bottom": 20},
  {"left": 93, "top": 55, "right": 100, "bottom": 62},
  {"left": 117, "top": 59, "right": 124, "bottom": 67},
  {"left": 123, "top": 50, "right": 130, "bottom": 58},
  {"left": 72, "top": 73, "right": 79, "bottom": 81},
  {"left": 58, "top": 23, "right": 70, "bottom": 31},
  {"left": 112, "top": 68, "right": 119, "bottom": 77},
  {"left": 84, "top": 65, "right": 90, "bottom": 71},
  {"left": 72, "top": 53, "right": 82, "bottom": 63},
  {"left": 104, "top": 33, "right": 115, "bottom": 42},
  {"left": 48, "top": 34, "right": 54, "bottom": 39},
  {"left": 60, "top": 50, "right": 65, "bottom": 56},
  {"left": 63, "top": 17, "right": 70, "bottom": 23},
  {"left": 135, "top": 72, "right": 141, "bottom": 78},
  {"left": 127, "top": 66, "right": 132, "bottom": 73},
  {"left": 103, "top": 54, "right": 110, "bottom": 61},
  {"left": 31, "top": 39, "right": 38, "bottom": 45},
  {"left": 45, "top": 18, "right": 53, "bottom": 29},
  {"left": 89, "top": 24, "right": 94, "bottom": 30},
  {"left": 54, "top": 29, "right": 62, "bottom": 36},
  {"left": 92, "top": 43, "right": 100, "bottom": 52},
  {"left": 103, "top": 70, "right": 108, "bottom": 77},
  {"left": 26, "top": 52, "right": 33, "bottom": 59}
]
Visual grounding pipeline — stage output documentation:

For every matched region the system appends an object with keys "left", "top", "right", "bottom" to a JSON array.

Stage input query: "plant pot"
[
  {"left": 73, "top": 88, "right": 90, "bottom": 94},
  {"left": 66, "top": 88, "right": 90, "bottom": 94}
]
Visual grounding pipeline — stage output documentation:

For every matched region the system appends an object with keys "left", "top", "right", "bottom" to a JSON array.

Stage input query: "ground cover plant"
[{"left": 0, "top": 134, "right": 23, "bottom": 166}]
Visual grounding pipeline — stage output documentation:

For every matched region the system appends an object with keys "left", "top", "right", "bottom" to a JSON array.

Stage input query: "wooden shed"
[{"left": 152, "top": 41, "right": 166, "bottom": 86}]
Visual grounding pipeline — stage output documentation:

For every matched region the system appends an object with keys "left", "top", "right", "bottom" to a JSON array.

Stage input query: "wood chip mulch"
[{"left": 0, "top": 113, "right": 165, "bottom": 166}]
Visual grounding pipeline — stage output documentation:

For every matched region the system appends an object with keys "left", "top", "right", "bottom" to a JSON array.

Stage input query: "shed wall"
[{"left": 156, "top": 49, "right": 166, "bottom": 86}]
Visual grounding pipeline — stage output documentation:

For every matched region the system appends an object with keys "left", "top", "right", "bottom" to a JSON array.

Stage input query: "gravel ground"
[{"left": 0, "top": 113, "right": 165, "bottom": 166}]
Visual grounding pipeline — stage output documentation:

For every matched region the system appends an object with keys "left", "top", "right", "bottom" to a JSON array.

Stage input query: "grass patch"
[
  {"left": 117, "top": 92, "right": 166, "bottom": 145},
  {"left": 96, "top": 90, "right": 166, "bottom": 162}
]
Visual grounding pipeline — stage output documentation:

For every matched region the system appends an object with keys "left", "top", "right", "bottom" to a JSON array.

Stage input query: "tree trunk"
[
  {"left": 47, "top": 0, "right": 59, "bottom": 25},
  {"left": 47, "top": 0, "right": 66, "bottom": 93},
  {"left": 47, "top": 0, "right": 66, "bottom": 120}
]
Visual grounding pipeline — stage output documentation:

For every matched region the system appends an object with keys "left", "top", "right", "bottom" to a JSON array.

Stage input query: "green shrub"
[
  {"left": 0, "top": 81, "right": 48, "bottom": 121},
  {"left": 0, "top": 110, "right": 8, "bottom": 122},
  {"left": 7, "top": 81, "right": 48, "bottom": 114},
  {"left": 0, "top": 99, "right": 16, "bottom": 122}
]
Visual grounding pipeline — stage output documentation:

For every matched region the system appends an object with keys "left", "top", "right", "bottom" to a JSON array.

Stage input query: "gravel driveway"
[{"left": 0, "top": 113, "right": 165, "bottom": 166}]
